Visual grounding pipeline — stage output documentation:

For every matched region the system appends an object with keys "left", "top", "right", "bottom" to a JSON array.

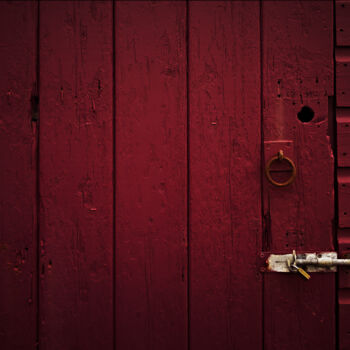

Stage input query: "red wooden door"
[{"left": 0, "top": 1, "right": 344, "bottom": 349}]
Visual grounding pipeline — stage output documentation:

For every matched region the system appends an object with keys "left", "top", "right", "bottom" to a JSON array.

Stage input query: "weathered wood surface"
[
  {"left": 115, "top": 2, "right": 188, "bottom": 349},
  {"left": 0, "top": 1, "right": 38, "bottom": 349},
  {"left": 0, "top": 1, "right": 342, "bottom": 349},
  {"left": 188, "top": 2, "right": 262, "bottom": 349},
  {"left": 39, "top": 1, "right": 114, "bottom": 349},
  {"left": 262, "top": 1, "right": 335, "bottom": 349}
]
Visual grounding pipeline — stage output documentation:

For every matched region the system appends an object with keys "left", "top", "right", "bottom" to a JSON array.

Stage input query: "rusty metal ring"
[{"left": 265, "top": 150, "right": 296, "bottom": 187}]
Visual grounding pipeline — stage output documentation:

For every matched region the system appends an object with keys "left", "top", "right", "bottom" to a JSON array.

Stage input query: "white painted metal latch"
[{"left": 267, "top": 251, "right": 343, "bottom": 273}]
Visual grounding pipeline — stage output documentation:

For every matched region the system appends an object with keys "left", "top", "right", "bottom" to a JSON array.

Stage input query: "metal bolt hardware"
[
  {"left": 292, "top": 257, "right": 350, "bottom": 267},
  {"left": 287, "top": 250, "right": 311, "bottom": 280},
  {"left": 266, "top": 251, "right": 350, "bottom": 278},
  {"left": 289, "top": 264, "right": 311, "bottom": 280}
]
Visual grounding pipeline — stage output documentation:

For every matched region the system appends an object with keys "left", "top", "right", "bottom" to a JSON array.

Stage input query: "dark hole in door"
[{"left": 297, "top": 106, "right": 314, "bottom": 123}]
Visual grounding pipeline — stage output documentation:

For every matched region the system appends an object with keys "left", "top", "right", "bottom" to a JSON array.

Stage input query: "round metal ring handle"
[{"left": 265, "top": 150, "right": 296, "bottom": 187}]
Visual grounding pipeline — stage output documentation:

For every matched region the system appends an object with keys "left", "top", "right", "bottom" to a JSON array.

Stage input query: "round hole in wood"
[{"left": 297, "top": 106, "right": 314, "bottom": 123}]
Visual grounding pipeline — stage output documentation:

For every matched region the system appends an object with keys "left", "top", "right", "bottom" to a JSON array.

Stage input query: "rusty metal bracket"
[{"left": 265, "top": 149, "right": 297, "bottom": 187}]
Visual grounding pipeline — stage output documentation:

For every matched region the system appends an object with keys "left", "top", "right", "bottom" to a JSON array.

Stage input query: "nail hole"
[
  {"left": 344, "top": 212, "right": 348, "bottom": 215},
  {"left": 297, "top": 106, "right": 314, "bottom": 123},
  {"left": 343, "top": 152, "right": 347, "bottom": 156}
]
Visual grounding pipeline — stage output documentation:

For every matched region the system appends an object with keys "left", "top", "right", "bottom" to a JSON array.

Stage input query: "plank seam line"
[
  {"left": 35, "top": 0, "right": 41, "bottom": 349},
  {"left": 112, "top": 1, "right": 117, "bottom": 349},
  {"left": 259, "top": 1, "right": 265, "bottom": 348},
  {"left": 186, "top": 1, "right": 191, "bottom": 350}
]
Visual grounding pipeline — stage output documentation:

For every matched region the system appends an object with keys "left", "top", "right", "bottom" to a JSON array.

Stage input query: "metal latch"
[{"left": 267, "top": 250, "right": 350, "bottom": 280}]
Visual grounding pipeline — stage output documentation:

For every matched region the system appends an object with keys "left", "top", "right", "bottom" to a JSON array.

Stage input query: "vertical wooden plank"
[
  {"left": 262, "top": 2, "right": 335, "bottom": 349},
  {"left": 0, "top": 2, "right": 38, "bottom": 349},
  {"left": 189, "top": 2, "right": 262, "bottom": 349},
  {"left": 39, "top": 1, "right": 113, "bottom": 349},
  {"left": 115, "top": 2, "right": 187, "bottom": 349}
]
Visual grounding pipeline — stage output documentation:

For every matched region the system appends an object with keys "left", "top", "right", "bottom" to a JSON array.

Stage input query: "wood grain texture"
[
  {"left": 189, "top": 2, "right": 262, "bottom": 349},
  {"left": 0, "top": 2, "right": 342, "bottom": 349},
  {"left": 0, "top": 2, "right": 38, "bottom": 349},
  {"left": 262, "top": 1, "right": 335, "bottom": 349},
  {"left": 115, "top": 2, "right": 188, "bottom": 349},
  {"left": 39, "top": 2, "right": 113, "bottom": 349}
]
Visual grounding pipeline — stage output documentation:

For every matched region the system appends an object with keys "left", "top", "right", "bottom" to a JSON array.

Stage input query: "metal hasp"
[{"left": 267, "top": 251, "right": 342, "bottom": 274}]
